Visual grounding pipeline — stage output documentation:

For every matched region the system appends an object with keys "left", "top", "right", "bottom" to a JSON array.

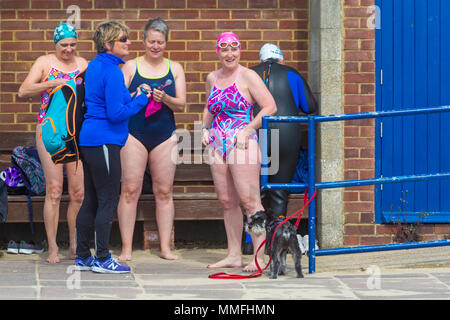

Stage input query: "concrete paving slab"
[
  {"left": 0, "top": 245, "right": 449, "bottom": 302},
  {"left": 0, "top": 287, "right": 37, "bottom": 299},
  {"left": 0, "top": 260, "right": 36, "bottom": 272},
  {"left": 0, "top": 273, "right": 36, "bottom": 286},
  {"left": 40, "top": 280, "right": 140, "bottom": 287}
]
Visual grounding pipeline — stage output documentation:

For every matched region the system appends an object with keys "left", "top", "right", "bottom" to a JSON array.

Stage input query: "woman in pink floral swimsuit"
[
  {"left": 207, "top": 67, "right": 259, "bottom": 161},
  {"left": 201, "top": 32, "right": 277, "bottom": 272},
  {"left": 18, "top": 23, "right": 88, "bottom": 264}
]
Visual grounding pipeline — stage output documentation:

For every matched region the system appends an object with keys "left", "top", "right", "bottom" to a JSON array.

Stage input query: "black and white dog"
[{"left": 247, "top": 209, "right": 304, "bottom": 279}]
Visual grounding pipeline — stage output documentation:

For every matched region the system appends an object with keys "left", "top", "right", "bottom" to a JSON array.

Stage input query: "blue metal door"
[{"left": 375, "top": 0, "right": 450, "bottom": 223}]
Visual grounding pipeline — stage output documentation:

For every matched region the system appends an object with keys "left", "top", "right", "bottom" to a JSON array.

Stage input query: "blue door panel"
[
  {"left": 379, "top": 0, "right": 394, "bottom": 216},
  {"left": 441, "top": 1, "right": 450, "bottom": 213},
  {"left": 427, "top": 0, "right": 441, "bottom": 213},
  {"left": 414, "top": 0, "right": 428, "bottom": 214},
  {"left": 401, "top": 0, "right": 415, "bottom": 215},
  {"left": 375, "top": 0, "right": 450, "bottom": 223}
]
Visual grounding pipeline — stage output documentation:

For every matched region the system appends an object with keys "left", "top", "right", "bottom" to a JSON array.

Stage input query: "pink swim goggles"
[{"left": 216, "top": 32, "right": 241, "bottom": 53}]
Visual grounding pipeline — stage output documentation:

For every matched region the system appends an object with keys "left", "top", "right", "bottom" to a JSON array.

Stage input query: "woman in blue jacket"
[{"left": 74, "top": 21, "right": 151, "bottom": 273}]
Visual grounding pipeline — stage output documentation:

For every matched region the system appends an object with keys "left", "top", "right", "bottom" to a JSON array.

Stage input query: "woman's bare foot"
[
  {"left": 46, "top": 245, "right": 60, "bottom": 263},
  {"left": 69, "top": 245, "right": 76, "bottom": 260},
  {"left": 118, "top": 251, "right": 132, "bottom": 261},
  {"left": 207, "top": 255, "right": 243, "bottom": 269},
  {"left": 242, "top": 257, "right": 265, "bottom": 273},
  {"left": 160, "top": 250, "right": 179, "bottom": 260},
  {"left": 118, "top": 244, "right": 133, "bottom": 261}
]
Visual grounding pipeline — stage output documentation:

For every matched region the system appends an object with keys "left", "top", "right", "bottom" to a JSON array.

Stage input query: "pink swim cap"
[{"left": 216, "top": 32, "right": 241, "bottom": 53}]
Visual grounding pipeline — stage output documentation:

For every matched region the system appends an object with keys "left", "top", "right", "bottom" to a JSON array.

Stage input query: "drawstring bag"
[{"left": 11, "top": 146, "right": 46, "bottom": 234}]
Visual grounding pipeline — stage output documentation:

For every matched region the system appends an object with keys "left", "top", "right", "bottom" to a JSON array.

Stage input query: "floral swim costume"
[
  {"left": 207, "top": 69, "right": 258, "bottom": 160},
  {"left": 38, "top": 67, "right": 81, "bottom": 123}
]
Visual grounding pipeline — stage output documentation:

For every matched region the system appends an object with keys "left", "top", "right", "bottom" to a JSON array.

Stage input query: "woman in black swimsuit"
[
  {"left": 251, "top": 44, "right": 317, "bottom": 218},
  {"left": 118, "top": 18, "right": 186, "bottom": 261}
]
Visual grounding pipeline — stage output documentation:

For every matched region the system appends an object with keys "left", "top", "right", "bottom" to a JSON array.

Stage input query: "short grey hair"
[{"left": 144, "top": 17, "right": 169, "bottom": 42}]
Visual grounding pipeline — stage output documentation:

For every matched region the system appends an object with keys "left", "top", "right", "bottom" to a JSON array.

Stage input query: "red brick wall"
[
  {"left": 3, "top": 0, "right": 447, "bottom": 245},
  {"left": 342, "top": 0, "right": 450, "bottom": 245},
  {"left": 1, "top": 0, "right": 309, "bottom": 249},
  {"left": 0, "top": 0, "right": 309, "bottom": 132}
]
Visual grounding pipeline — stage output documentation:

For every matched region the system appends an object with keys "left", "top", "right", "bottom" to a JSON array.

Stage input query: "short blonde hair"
[{"left": 93, "top": 20, "right": 129, "bottom": 53}]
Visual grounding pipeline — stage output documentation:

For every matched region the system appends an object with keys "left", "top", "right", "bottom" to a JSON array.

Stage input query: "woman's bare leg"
[
  {"left": 36, "top": 124, "right": 64, "bottom": 263},
  {"left": 149, "top": 135, "right": 179, "bottom": 260},
  {"left": 207, "top": 150, "right": 244, "bottom": 269},
  {"left": 117, "top": 135, "right": 148, "bottom": 261},
  {"left": 229, "top": 140, "right": 266, "bottom": 272},
  {"left": 64, "top": 160, "right": 84, "bottom": 259}
]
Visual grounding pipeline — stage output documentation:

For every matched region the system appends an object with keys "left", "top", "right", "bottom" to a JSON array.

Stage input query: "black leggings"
[{"left": 76, "top": 144, "right": 121, "bottom": 260}]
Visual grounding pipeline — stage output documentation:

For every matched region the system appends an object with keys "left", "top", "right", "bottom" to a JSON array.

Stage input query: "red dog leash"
[{"left": 208, "top": 187, "right": 317, "bottom": 279}]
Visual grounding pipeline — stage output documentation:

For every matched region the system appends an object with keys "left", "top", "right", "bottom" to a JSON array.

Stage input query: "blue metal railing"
[{"left": 261, "top": 105, "right": 450, "bottom": 274}]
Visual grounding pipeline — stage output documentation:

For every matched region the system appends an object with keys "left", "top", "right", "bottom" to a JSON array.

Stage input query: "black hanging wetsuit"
[{"left": 251, "top": 60, "right": 318, "bottom": 217}]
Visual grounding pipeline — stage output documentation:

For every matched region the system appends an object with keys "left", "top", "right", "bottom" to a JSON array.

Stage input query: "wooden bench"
[{"left": 0, "top": 131, "right": 307, "bottom": 249}]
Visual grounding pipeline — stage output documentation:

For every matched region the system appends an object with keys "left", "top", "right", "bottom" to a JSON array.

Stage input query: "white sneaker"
[
  {"left": 7, "top": 240, "right": 19, "bottom": 254},
  {"left": 18, "top": 240, "right": 44, "bottom": 254}
]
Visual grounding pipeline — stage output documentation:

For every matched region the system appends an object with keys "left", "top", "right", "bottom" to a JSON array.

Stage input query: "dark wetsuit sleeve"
[{"left": 287, "top": 71, "right": 318, "bottom": 115}]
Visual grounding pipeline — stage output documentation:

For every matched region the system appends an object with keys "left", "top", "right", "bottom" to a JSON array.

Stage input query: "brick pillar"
[{"left": 310, "top": 0, "right": 344, "bottom": 249}]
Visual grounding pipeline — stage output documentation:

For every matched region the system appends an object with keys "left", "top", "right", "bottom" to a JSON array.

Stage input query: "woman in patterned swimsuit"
[
  {"left": 18, "top": 23, "right": 88, "bottom": 263},
  {"left": 201, "top": 32, "right": 277, "bottom": 272}
]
